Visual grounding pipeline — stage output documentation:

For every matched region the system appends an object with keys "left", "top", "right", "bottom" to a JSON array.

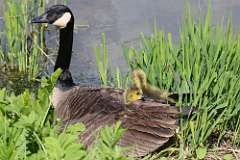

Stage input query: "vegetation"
[
  {"left": 1, "top": 0, "right": 45, "bottom": 78},
  {"left": 0, "top": 70, "right": 128, "bottom": 160},
  {"left": 0, "top": 1, "right": 239, "bottom": 160},
  {"left": 95, "top": 33, "right": 130, "bottom": 89},
  {"left": 96, "top": 3, "right": 240, "bottom": 159},
  {"left": 0, "top": 0, "right": 69, "bottom": 92}
]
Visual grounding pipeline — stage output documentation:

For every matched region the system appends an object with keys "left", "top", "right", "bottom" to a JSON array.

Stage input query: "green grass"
[
  {"left": 95, "top": 33, "right": 109, "bottom": 86},
  {"left": 133, "top": 5, "right": 240, "bottom": 160},
  {"left": 96, "top": 3, "right": 240, "bottom": 159},
  {"left": 0, "top": 0, "right": 50, "bottom": 93},
  {"left": 0, "top": 1, "right": 239, "bottom": 160},
  {"left": 1, "top": 0, "right": 46, "bottom": 79},
  {"left": 95, "top": 33, "right": 130, "bottom": 89}
]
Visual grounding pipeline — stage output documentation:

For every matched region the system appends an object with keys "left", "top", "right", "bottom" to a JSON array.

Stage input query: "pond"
[{"left": 0, "top": 0, "right": 240, "bottom": 84}]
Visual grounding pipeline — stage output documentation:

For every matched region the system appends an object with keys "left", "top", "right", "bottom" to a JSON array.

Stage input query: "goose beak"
[{"left": 31, "top": 14, "right": 49, "bottom": 23}]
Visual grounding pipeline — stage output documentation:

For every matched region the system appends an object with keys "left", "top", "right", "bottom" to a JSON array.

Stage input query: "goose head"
[
  {"left": 31, "top": 5, "right": 74, "bottom": 29},
  {"left": 32, "top": 5, "right": 75, "bottom": 87}
]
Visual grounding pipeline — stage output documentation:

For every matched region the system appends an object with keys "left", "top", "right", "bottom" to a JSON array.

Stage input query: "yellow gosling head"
[{"left": 125, "top": 86, "right": 143, "bottom": 105}]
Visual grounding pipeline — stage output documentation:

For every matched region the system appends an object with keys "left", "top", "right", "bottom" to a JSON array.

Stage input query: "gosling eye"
[{"left": 136, "top": 92, "right": 141, "bottom": 95}]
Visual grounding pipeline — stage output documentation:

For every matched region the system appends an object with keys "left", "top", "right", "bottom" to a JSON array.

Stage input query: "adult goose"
[{"left": 32, "top": 5, "right": 189, "bottom": 157}]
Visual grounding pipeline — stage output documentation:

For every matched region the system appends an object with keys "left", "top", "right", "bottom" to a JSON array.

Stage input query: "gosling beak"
[
  {"left": 31, "top": 13, "right": 49, "bottom": 23},
  {"left": 140, "top": 96, "right": 145, "bottom": 101}
]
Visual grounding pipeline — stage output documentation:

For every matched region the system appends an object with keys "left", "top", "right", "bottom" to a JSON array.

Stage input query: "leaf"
[
  {"left": 45, "top": 137, "right": 64, "bottom": 159},
  {"left": 159, "top": 157, "right": 168, "bottom": 160},
  {"left": 196, "top": 146, "right": 207, "bottom": 159},
  {"left": 90, "top": 122, "right": 128, "bottom": 160},
  {"left": 224, "top": 154, "right": 234, "bottom": 160},
  {"left": 50, "top": 68, "right": 62, "bottom": 84},
  {"left": 65, "top": 123, "right": 85, "bottom": 134},
  {"left": 14, "top": 112, "right": 37, "bottom": 128}
]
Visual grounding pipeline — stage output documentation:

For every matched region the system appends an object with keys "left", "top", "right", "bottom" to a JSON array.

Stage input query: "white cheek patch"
[{"left": 53, "top": 12, "right": 71, "bottom": 28}]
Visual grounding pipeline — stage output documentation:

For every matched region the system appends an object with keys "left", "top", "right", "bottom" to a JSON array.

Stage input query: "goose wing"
[
  {"left": 118, "top": 99, "right": 179, "bottom": 157},
  {"left": 54, "top": 86, "right": 179, "bottom": 157},
  {"left": 55, "top": 86, "right": 125, "bottom": 145}
]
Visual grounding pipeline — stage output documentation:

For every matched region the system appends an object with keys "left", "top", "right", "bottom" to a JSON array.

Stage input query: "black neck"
[
  {"left": 54, "top": 21, "right": 74, "bottom": 71},
  {"left": 54, "top": 17, "right": 75, "bottom": 87}
]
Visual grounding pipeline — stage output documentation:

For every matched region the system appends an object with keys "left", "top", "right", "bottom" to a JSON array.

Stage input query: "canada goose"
[{"left": 32, "top": 5, "right": 190, "bottom": 157}]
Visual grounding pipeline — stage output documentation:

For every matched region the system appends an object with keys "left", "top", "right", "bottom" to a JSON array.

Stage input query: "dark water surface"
[{"left": 1, "top": 0, "right": 240, "bottom": 84}]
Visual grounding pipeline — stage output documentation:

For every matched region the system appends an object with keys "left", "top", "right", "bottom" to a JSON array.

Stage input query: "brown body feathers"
[{"left": 53, "top": 84, "right": 180, "bottom": 157}]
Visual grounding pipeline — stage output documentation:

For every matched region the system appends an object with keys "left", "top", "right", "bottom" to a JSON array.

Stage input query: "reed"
[
  {"left": 95, "top": 33, "right": 109, "bottom": 86},
  {"left": 123, "top": 3, "right": 240, "bottom": 158},
  {"left": 1, "top": 0, "right": 239, "bottom": 159},
  {"left": 95, "top": 33, "right": 130, "bottom": 89},
  {"left": 1, "top": 0, "right": 46, "bottom": 79}
]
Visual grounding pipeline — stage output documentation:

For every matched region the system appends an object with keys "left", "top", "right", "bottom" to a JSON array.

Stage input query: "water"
[
  {"left": 1, "top": 0, "right": 240, "bottom": 85},
  {"left": 65, "top": 0, "right": 240, "bottom": 83}
]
